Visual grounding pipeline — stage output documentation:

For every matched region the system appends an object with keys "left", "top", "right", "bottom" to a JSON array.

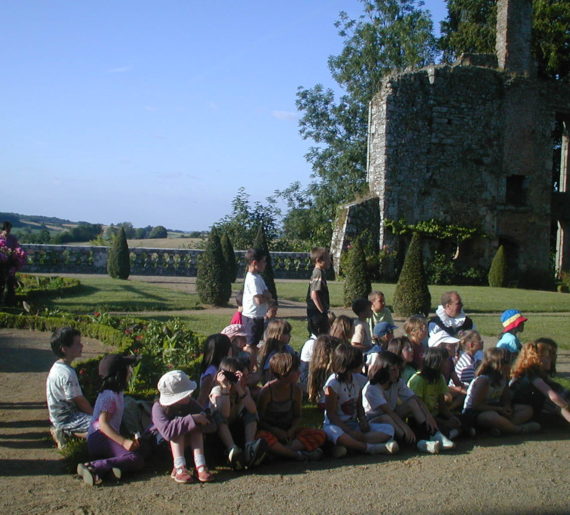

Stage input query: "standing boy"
[
  {"left": 46, "top": 327, "right": 93, "bottom": 448},
  {"left": 306, "top": 247, "right": 331, "bottom": 337},
  {"left": 242, "top": 248, "right": 272, "bottom": 350},
  {"left": 367, "top": 291, "right": 394, "bottom": 336}
]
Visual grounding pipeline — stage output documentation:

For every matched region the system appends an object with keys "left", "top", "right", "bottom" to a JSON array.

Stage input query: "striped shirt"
[{"left": 454, "top": 352, "right": 476, "bottom": 386}]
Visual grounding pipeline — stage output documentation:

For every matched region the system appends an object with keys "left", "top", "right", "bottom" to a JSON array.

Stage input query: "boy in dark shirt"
[{"left": 306, "top": 247, "right": 331, "bottom": 337}]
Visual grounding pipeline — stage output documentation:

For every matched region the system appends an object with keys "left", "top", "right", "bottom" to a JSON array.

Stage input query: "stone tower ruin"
[{"left": 331, "top": 0, "right": 570, "bottom": 287}]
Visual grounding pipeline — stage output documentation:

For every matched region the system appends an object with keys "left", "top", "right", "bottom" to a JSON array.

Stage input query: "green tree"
[
  {"left": 149, "top": 225, "right": 168, "bottom": 239},
  {"left": 439, "top": 0, "right": 570, "bottom": 80},
  {"left": 393, "top": 233, "right": 431, "bottom": 316},
  {"left": 343, "top": 238, "right": 372, "bottom": 306},
  {"left": 221, "top": 232, "right": 238, "bottom": 283},
  {"left": 215, "top": 187, "right": 280, "bottom": 250},
  {"left": 196, "top": 229, "right": 231, "bottom": 306},
  {"left": 253, "top": 224, "right": 278, "bottom": 301},
  {"left": 290, "top": 0, "right": 437, "bottom": 242},
  {"left": 488, "top": 244, "right": 507, "bottom": 287},
  {"left": 107, "top": 227, "right": 131, "bottom": 280}
]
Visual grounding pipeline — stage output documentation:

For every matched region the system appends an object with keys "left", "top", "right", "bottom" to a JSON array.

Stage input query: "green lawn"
[
  {"left": 276, "top": 280, "right": 570, "bottom": 313},
  {"left": 42, "top": 277, "right": 200, "bottom": 313}
]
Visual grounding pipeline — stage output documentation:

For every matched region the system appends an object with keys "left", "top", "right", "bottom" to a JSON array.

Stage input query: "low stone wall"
[{"left": 21, "top": 244, "right": 313, "bottom": 279}]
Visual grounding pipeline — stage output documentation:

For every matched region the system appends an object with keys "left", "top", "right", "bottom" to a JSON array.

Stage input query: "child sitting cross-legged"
[
  {"left": 257, "top": 352, "right": 326, "bottom": 461},
  {"left": 323, "top": 343, "right": 398, "bottom": 457},
  {"left": 363, "top": 351, "right": 443, "bottom": 454},
  {"left": 462, "top": 348, "right": 540, "bottom": 436},
  {"left": 209, "top": 357, "right": 268, "bottom": 470},
  {"left": 407, "top": 348, "right": 462, "bottom": 449}
]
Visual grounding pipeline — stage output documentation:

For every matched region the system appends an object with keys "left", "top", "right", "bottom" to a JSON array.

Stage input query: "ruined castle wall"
[{"left": 368, "top": 64, "right": 554, "bottom": 277}]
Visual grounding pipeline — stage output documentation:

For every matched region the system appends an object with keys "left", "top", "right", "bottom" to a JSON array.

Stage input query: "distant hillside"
[{"left": 0, "top": 212, "right": 205, "bottom": 243}]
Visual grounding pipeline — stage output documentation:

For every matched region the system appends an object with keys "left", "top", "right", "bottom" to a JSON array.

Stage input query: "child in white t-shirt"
[
  {"left": 322, "top": 343, "right": 398, "bottom": 456},
  {"left": 362, "top": 350, "right": 443, "bottom": 454},
  {"left": 242, "top": 248, "right": 272, "bottom": 351},
  {"left": 46, "top": 327, "right": 93, "bottom": 448}
]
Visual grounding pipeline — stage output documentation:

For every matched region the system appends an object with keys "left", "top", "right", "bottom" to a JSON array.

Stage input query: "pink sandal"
[{"left": 195, "top": 464, "right": 214, "bottom": 482}]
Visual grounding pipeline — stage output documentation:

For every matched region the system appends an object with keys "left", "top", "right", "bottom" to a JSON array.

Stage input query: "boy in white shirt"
[
  {"left": 242, "top": 248, "right": 273, "bottom": 351},
  {"left": 46, "top": 327, "right": 93, "bottom": 448}
]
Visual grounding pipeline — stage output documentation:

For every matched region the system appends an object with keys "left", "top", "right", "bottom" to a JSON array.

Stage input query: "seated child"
[
  {"left": 462, "top": 348, "right": 539, "bottom": 435},
  {"left": 257, "top": 353, "right": 326, "bottom": 460},
  {"left": 221, "top": 324, "right": 261, "bottom": 389},
  {"left": 366, "top": 322, "right": 398, "bottom": 366},
  {"left": 403, "top": 316, "right": 428, "bottom": 370},
  {"left": 510, "top": 341, "right": 570, "bottom": 424},
  {"left": 197, "top": 333, "right": 231, "bottom": 408},
  {"left": 323, "top": 343, "right": 398, "bottom": 456},
  {"left": 152, "top": 370, "right": 215, "bottom": 484},
  {"left": 307, "top": 335, "right": 340, "bottom": 409},
  {"left": 455, "top": 330, "right": 484, "bottom": 387},
  {"left": 363, "top": 351, "right": 443, "bottom": 454},
  {"left": 264, "top": 300, "right": 279, "bottom": 330},
  {"left": 535, "top": 338, "right": 570, "bottom": 416},
  {"left": 367, "top": 291, "right": 394, "bottom": 335},
  {"left": 407, "top": 348, "right": 461, "bottom": 448},
  {"left": 77, "top": 354, "right": 144, "bottom": 485},
  {"left": 258, "top": 319, "right": 295, "bottom": 384},
  {"left": 46, "top": 327, "right": 93, "bottom": 448},
  {"left": 386, "top": 337, "right": 417, "bottom": 384},
  {"left": 496, "top": 309, "right": 528, "bottom": 359},
  {"left": 230, "top": 291, "right": 244, "bottom": 325},
  {"left": 329, "top": 315, "right": 354, "bottom": 345},
  {"left": 300, "top": 314, "right": 335, "bottom": 390},
  {"left": 209, "top": 357, "right": 267, "bottom": 470},
  {"left": 351, "top": 298, "right": 374, "bottom": 352}
]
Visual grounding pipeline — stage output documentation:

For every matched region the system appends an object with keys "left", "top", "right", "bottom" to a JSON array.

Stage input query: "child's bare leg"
[
  {"left": 244, "top": 420, "right": 257, "bottom": 444},
  {"left": 477, "top": 411, "right": 520, "bottom": 434},
  {"left": 217, "top": 423, "right": 235, "bottom": 450},
  {"left": 399, "top": 399, "right": 426, "bottom": 425},
  {"left": 186, "top": 429, "right": 205, "bottom": 461},
  {"left": 361, "top": 430, "right": 391, "bottom": 443},
  {"left": 169, "top": 436, "right": 185, "bottom": 461},
  {"left": 511, "top": 404, "right": 533, "bottom": 425},
  {"left": 268, "top": 441, "right": 299, "bottom": 459},
  {"left": 336, "top": 433, "right": 367, "bottom": 451}
]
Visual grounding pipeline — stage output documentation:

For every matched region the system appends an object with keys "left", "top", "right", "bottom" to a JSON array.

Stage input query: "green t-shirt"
[{"left": 407, "top": 372, "right": 448, "bottom": 416}]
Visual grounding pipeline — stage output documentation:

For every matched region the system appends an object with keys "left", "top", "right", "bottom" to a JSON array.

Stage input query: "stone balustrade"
[{"left": 21, "top": 244, "right": 313, "bottom": 279}]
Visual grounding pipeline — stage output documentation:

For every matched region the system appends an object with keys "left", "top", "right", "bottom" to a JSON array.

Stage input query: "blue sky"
[{"left": 1, "top": 1, "right": 447, "bottom": 231}]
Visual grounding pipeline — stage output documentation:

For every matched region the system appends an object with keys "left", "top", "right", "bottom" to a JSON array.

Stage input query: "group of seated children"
[{"left": 45, "top": 248, "right": 570, "bottom": 487}]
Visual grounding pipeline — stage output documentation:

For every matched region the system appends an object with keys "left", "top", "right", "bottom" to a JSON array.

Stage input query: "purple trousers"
[{"left": 87, "top": 430, "right": 144, "bottom": 476}]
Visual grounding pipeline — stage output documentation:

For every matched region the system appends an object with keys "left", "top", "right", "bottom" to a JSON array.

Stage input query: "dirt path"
[{"left": 1, "top": 328, "right": 569, "bottom": 514}]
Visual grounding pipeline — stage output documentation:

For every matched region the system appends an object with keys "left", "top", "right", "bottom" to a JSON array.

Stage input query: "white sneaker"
[
  {"left": 366, "top": 441, "right": 399, "bottom": 455},
  {"left": 50, "top": 426, "right": 67, "bottom": 450},
  {"left": 417, "top": 440, "right": 441, "bottom": 454},
  {"left": 432, "top": 431, "right": 455, "bottom": 450}
]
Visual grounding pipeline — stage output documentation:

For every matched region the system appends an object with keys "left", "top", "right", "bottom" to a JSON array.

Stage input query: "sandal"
[
  {"left": 77, "top": 463, "right": 102, "bottom": 486},
  {"left": 195, "top": 464, "right": 214, "bottom": 483}
]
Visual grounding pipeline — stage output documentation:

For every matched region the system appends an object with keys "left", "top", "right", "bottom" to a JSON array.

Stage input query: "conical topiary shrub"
[
  {"left": 197, "top": 229, "right": 231, "bottom": 305},
  {"left": 221, "top": 232, "right": 237, "bottom": 283},
  {"left": 488, "top": 245, "right": 507, "bottom": 287},
  {"left": 393, "top": 233, "right": 431, "bottom": 316},
  {"left": 343, "top": 237, "right": 371, "bottom": 307},
  {"left": 107, "top": 226, "right": 130, "bottom": 279},
  {"left": 253, "top": 224, "right": 277, "bottom": 300}
]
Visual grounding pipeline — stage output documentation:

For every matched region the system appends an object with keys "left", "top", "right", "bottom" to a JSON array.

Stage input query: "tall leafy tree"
[
  {"left": 439, "top": 0, "right": 570, "bottom": 80},
  {"left": 291, "top": 0, "right": 437, "bottom": 243},
  {"left": 220, "top": 232, "right": 238, "bottom": 283}
]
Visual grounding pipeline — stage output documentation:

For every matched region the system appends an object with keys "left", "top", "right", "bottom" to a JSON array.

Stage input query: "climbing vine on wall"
[{"left": 384, "top": 218, "right": 484, "bottom": 244}]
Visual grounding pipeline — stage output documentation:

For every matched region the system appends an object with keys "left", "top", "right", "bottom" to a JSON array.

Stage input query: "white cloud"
[{"left": 271, "top": 110, "right": 298, "bottom": 121}]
